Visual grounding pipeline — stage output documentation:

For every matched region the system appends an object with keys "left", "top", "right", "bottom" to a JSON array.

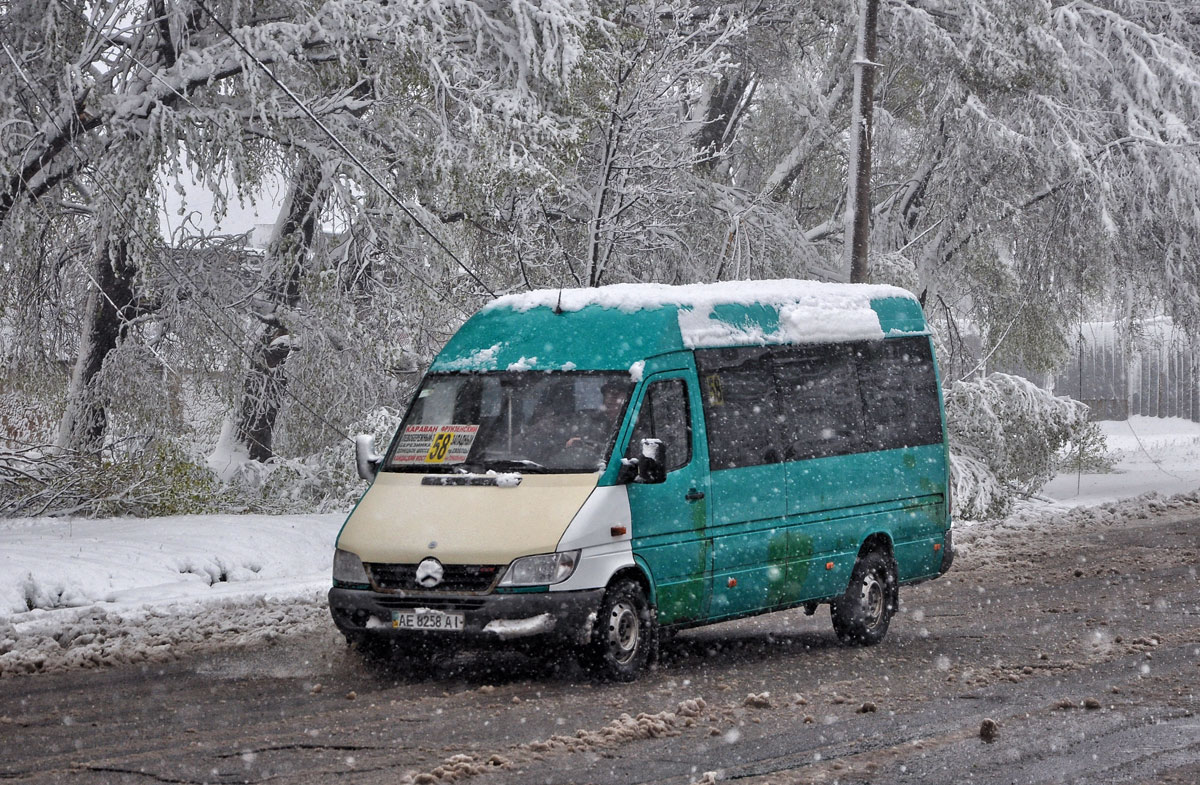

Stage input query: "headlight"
[
  {"left": 498, "top": 550, "right": 580, "bottom": 587},
  {"left": 333, "top": 548, "right": 370, "bottom": 587}
]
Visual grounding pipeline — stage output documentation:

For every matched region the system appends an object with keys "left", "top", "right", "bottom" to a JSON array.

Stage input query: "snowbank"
[{"left": 0, "top": 513, "right": 341, "bottom": 676}]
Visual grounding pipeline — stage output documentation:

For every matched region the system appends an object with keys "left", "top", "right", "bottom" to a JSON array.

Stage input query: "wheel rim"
[
  {"left": 861, "top": 572, "right": 885, "bottom": 631},
  {"left": 605, "top": 600, "right": 640, "bottom": 664}
]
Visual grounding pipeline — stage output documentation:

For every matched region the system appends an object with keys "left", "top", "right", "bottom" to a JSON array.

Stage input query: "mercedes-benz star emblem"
[{"left": 415, "top": 558, "right": 444, "bottom": 589}]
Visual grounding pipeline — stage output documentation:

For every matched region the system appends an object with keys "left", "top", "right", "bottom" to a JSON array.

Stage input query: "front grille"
[{"left": 366, "top": 563, "right": 501, "bottom": 593}]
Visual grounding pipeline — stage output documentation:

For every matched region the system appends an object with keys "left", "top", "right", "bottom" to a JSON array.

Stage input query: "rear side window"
[
  {"left": 696, "top": 337, "right": 942, "bottom": 469},
  {"left": 625, "top": 378, "right": 692, "bottom": 471},
  {"left": 856, "top": 338, "right": 943, "bottom": 451}
]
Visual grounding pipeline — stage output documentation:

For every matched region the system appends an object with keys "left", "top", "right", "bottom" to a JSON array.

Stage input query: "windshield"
[{"left": 385, "top": 371, "right": 633, "bottom": 473}]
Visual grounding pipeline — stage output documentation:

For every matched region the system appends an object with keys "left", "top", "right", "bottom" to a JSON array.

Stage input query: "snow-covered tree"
[{"left": 2, "top": 0, "right": 591, "bottom": 461}]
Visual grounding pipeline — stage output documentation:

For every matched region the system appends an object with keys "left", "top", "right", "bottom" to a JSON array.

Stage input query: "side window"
[
  {"left": 857, "top": 338, "right": 943, "bottom": 450},
  {"left": 696, "top": 349, "right": 781, "bottom": 470},
  {"left": 625, "top": 378, "right": 692, "bottom": 471},
  {"left": 773, "top": 345, "right": 864, "bottom": 460}
]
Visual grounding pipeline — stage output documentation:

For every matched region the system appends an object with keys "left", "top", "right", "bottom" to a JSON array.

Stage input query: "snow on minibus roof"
[{"left": 485, "top": 279, "right": 920, "bottom": 348}]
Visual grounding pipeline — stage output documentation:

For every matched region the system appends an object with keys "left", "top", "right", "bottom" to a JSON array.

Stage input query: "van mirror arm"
[
  {"left": 355, "top": 434, "right": 383, "bottom": 480},
  {"left": 617, "top": 458, "right": 639, "bottom": 485}
]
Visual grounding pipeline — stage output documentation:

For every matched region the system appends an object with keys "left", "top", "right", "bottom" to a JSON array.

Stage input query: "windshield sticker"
[{"left": 393, "top": 425, "right": 480, "bottom": 465}]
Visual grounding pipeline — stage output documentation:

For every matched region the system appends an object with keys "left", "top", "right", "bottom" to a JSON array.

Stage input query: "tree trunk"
[
  {"left": 56, "top": 231, "right": 138, "bottom": 453},
  {"left": 844, "top": 0, "right": 880, "bottom": 283},
  {"left": 234, "top": 157, "right": 326, "bottom": 462}
]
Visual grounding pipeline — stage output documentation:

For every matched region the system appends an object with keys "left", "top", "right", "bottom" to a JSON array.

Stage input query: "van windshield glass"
[{"left": 384, "top": 372, "right": 633, "bottom": 473}]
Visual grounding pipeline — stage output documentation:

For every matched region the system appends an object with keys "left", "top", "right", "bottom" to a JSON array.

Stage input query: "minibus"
[{"left": 329, "top": 280, "right": 953, "bottom": 680}]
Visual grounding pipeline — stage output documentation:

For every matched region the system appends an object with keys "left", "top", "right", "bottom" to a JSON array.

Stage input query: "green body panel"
[
  {"left": 707, "top": 303, "right": 781, "bottom": 335},
  {"left": 431, "top": 305, "right": 683, "bottom": 372},
  {"left": 708, "top": 465, "right": 787, "bottom": 617},
  {"left": 700, "top": 445, "right": 947, "bottom": 620},
  {"left": 786, "top": 445, "right": 946, "bottom": 580},
  {"left": 625, "top": 366, "right": 712, "bottom": 626},
  {"left": 870, "top": 296, "right": 928, "bottom": 335}
]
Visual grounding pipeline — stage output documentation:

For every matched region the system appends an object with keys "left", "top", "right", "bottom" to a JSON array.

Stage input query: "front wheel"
[
  {"left": 830, "top": 550, "right": 897, "bottom": 646},
  {"left": 583, "top": 579, "right": 656, "bottom": 681}
]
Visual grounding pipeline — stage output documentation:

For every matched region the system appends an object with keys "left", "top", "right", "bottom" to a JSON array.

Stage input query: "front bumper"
[{"left": 328, "top": 587, "right": 605, "bottom": 647}]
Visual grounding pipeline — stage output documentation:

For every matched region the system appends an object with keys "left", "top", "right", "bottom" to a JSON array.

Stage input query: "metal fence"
[{"left": 1053, "top": 318, "right": 1199, "bottom": 422}]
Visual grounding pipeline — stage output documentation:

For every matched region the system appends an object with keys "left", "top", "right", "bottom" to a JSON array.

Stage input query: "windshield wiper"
[{"left": 480, "top": 459, "right": 549, "bottom": 473}]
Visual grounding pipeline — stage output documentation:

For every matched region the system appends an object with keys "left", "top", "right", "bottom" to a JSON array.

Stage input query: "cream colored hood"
[{"left": 337, "top": 471, "right": 599, "bottom": 564}]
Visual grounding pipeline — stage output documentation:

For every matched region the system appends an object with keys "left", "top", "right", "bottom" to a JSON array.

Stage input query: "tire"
[
  {"left": 584, "top": 579, "right": 656, "bottom": 681},
  {"left": 830, "top": 550, "right": 897, "bottom": 646}
]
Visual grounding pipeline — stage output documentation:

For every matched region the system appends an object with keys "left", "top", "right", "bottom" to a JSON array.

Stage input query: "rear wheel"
[
  {"left": 831, "top": 550, "right": 897, "bottom": 645},
  {"left": 584, "top": 579, "right": 656, "bottom": 681}
]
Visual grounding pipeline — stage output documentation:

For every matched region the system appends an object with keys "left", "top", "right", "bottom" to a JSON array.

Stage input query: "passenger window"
[
  {"left": 625, "top": 379, "right": 692, "bottom": 471},
  {"left": 773, "top": 345, "right": 864, "bottom": 460},
  {"left": 695, "top": 349, "right": 781, "bottom": 470},
  {"left": 856, "top": 338, "right": 943, "bottom": 450}
]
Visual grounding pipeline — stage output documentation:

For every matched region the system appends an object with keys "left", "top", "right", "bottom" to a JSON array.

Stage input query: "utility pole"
[{"left": 844, "top": 0, "right": 880, "bottom": 283}]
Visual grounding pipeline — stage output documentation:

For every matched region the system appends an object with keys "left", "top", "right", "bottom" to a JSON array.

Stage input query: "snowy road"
[{"left": 2, "top": 503, "right": 1198, "bottom": 784}]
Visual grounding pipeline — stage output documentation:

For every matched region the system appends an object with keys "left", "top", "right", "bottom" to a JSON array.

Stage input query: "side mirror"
[
  {"left": 355, "top": 434, "right": 383, "bottom": 480},
  {"left": 636, "top": 438, "right": 667, "bottom": 484}
]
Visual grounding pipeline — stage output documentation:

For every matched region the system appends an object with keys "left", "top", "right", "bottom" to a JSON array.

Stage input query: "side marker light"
[
  {"left": 610, "top": 526, "right": 627, "bottom": 537},
  {"left": 825, "top": 562, "right": 835, "bottom": 570}
]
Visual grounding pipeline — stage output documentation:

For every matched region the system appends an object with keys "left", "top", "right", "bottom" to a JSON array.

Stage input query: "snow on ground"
[
  {"left": 951, "top": 415, "right": 1200, "bottom": 570},
  {"left": 0, "top": 514, "right": 342, "bottom": 676},
  {"left": 2, "top": 416, "right": 1199, "bottom": 677},
  {"left": 1041, "top": 416, "right": 1200, "bottom": 507}
]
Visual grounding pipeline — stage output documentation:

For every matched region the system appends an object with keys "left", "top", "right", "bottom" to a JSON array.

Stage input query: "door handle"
[{"left": 685, "top": 488, "right": 705, "bottom": 502}]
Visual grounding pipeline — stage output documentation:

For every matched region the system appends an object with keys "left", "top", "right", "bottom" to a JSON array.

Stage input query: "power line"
[
  {"left": 192, "top": 0, "right": 498, "bottom": 298},
  {"left": 0, "top": 26, "right": 354, "bottom": 451},
  {"left": 50, "top": 0, "right": 478, "bottom": 318}
]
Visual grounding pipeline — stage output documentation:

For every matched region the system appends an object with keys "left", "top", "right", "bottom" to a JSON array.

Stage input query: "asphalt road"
[{"left": 2, "top": 507, "right": 1198, "bottom": 785}]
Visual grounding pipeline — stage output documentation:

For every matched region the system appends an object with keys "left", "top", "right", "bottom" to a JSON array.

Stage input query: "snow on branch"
[{"left": 945, "top": 372, "right": 1097, "bottom": 520}]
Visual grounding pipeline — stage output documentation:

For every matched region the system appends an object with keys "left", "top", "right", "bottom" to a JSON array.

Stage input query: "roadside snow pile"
[
  {"left": 1041, "top": 416, "right": 1200, "bottom": 506},
  {"left": 0, "top": 594, "right": 330, "bottom": 676},
  {"left": 955, "top": 415, "right": 1200, "bottom": 566},
  {"left": 955, "top": 489, "right": 1200, "bottom": 567},
  {"left": 0, "top": 514, "right": 341, "bottom": 676},
  {"left": 387, "top": 698, "right": 711, "bottom": 785}
]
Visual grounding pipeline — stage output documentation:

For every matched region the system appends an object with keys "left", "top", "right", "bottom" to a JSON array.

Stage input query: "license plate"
[{"left": 391, "top": 609, "right": 465, "bottom": 631}]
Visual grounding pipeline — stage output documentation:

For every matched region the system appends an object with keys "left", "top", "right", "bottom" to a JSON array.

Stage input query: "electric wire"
[
  {"left": 0, "top": 26, "right": 355, "bottom": 451},
  {"left": 50, "top": 0, "right": 475, "bottom": 317},
  {"left": 191, "top": 0, "right": 498, "bottom": 298}
]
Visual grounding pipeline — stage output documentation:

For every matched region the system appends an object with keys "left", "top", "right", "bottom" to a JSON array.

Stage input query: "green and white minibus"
[{"left": 329, "top": 280, "right": 953, "bottom": 680}]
